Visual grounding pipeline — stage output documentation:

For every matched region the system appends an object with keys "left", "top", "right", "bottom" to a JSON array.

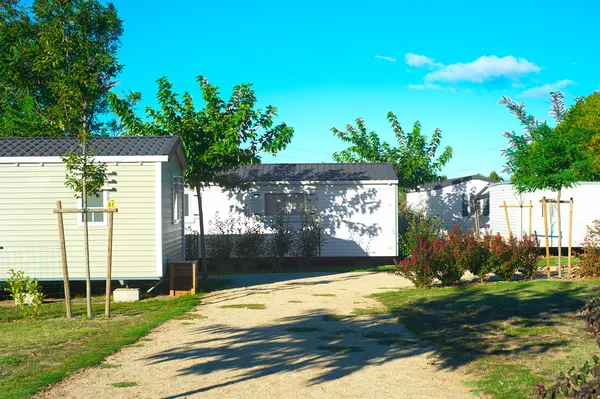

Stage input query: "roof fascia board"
[
  {"left": 0, "top": 155, "right": 170, "bottom": 164},
  {"left": 203, "top": 179, "right": 398, "bottom": 187}
]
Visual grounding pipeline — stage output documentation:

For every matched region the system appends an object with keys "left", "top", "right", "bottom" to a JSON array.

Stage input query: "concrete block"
[{"left": 113, "top": 288, "right": 140, "bottom": 302}]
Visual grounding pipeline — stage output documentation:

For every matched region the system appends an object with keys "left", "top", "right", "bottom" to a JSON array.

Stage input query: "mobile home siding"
[
  {"left": 190, "top": 182, "right": 398, "bottom": 257},
  {"left": 406, "top": 179, "right": 491, "bottom": 230},
  {"left": 0, "top": 162, "right": 157, "bottom": 280},
  {"left": 161, "top": 156, "right": 184, "bottom": 270},
  {"left": 488, "top": 183, "right": 600, "bottom": 247}
]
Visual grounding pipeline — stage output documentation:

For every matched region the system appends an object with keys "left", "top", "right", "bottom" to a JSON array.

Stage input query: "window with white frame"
[
  {"left": 264, "top": 193, "right": 308, "bottom": 217},
  {"left": 172, "top": 176, "right": 185, "bottom": 224},
  {"left": 78, "top": 190, "right": 108, "bottom": 226}
]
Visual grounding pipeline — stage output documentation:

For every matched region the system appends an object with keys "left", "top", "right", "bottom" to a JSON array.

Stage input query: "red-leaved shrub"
[
  {"left": 515, "top": 234, "right": 540, "bottom": 279},
  {"left": 580, "top": 221, "right": 600, "bottom": 278},
  {"left": 394, "top": 236, "right": 436, "bottom": 289},
  {"left": 395, "top": 227, "right": 540, "bottom": 288}
]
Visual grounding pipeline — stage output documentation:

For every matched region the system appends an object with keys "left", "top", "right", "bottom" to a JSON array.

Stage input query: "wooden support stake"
[
  {"left": 169, "top": 263, "right": 175, "bottom": 297},
  {"left": 529, "top": 200, "right": 533, "bottom": 236},
  {"left": 105, "top": 211, "right": 114, "bottom": 318},
  {"left": 191, "top": 260, "right": 197, "bottom": 295},
  {"left": 503, "top": 201, "right": 512, "bottom": 237},
  {"left": 542, "top": 197, "right": 551, "bottom": 277},
  {"left": 56, "top": 201, "right": 72, "bottom": 319},
  {"left": 568, "top": 198, "right": 573, "bottom": 279}
]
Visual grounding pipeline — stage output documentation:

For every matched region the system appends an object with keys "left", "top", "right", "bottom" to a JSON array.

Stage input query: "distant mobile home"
[
  {"left": 406, "top": 175, "right": 495, "bottom": 230},
  {"left": 486, "top": 182, "right": 600, "bottom": 247},
  {"left": 185, "top": 163, "right": 399, "bottom": 258},
  {"left": 0, "top": 136, "right": 187, "bottom": 281}
]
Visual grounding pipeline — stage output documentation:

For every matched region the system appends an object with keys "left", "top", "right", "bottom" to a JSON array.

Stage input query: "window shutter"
[{"left": 250, "top": 192, "right": 262, "bottom": 215}]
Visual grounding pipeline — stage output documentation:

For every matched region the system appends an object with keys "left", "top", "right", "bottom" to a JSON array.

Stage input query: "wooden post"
[
  {"left": 542, "top": 197, "right": 551, "bottom": 277},
  {"left": 105, "top": 211, "right": 114, "bottom": 317},
  {"left": 529, "top": 200, "right": 533, "bottom": 237},
  {"left": 503, "top": 201, "right": 512, "bottom": 237},
  {"left": 568, "top": 198, "right": 573, "bottom": 279},
  {"left": 56, "top": 201, "right": 72, "bottom": 319},
  {"left": 169, "top": 263, "right": 175, "bottom": 297},
  {"left": 191, "top": 260, "right": 197, "bottom": 295}
]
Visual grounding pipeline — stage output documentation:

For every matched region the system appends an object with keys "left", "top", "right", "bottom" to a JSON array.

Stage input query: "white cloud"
[
  {"left": 405, "top": 53, "right": 441, "bottom": 68},
  {"left": 425, "top": 55, "right": 541, "bottom": 84},
  {"left": 521, "top": 79, "right": 575, "bottom": 98},
  {"left": 408, "top": 83, "right": 445, "bottom": 91},
  {"left": 375, "top": 55, "right": 396, "bottom": 63}
]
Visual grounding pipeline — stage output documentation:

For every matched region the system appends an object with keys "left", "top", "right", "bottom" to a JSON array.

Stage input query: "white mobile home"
[
  {"left": 185, "top": 163, "right": 399, "bottom": 258},
  {"left": 0, "top": 136, "right": 187, "bottom": 280},
  {"left": 487, "top": 182, "right": 600, "bottom": 247},
  {"left": 406, "top": 175, "right": 495, "bottom": 230}
]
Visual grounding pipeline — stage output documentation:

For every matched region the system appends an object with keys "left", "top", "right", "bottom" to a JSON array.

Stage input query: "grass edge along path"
[
  {"left": 0, "top": 279, "right": 230, "bottom": 399},
  {"left": 373, "top": 279, "right": 600, "bottom": 399}
]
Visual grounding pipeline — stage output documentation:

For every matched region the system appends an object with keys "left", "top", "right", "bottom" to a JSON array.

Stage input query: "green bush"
[
  {"left": 294, "top": 199, "right": 325, "bottom": 268},
  {"left": 267, "top": 204, "right": 294, "bottom": 272},
  {"left": 234, "top": 214, "right": 266, "bottom": 271},
  {"left": 207, "top": 211, "right": 237, "bottom": 272},
  {"left": 6, "top": 269, "right": 44, "bottom": 320},
  {"left": 398, "top": 207, "right": 444, "bottom": 259},
  {"left": 184, "top": 228, "right": 200, "bottom": 260}
]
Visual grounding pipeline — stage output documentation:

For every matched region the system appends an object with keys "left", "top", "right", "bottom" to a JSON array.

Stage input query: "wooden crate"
[{"left": 169, "top": 260, "right": 199, "bottom": 297}]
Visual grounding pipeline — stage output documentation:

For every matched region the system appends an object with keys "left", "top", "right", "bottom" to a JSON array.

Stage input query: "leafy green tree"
[
  {"left": 0, "top": 0, "right": 123, "bottom": 137},
  {"left": 489, "top": 171, "right": 504, "bottom": 182},
  {"left": 110, "top": 76, "right": 294, "bottom": 279},
  {"left": 554, "top": 92, "right": 600, "bottom": 174},
  {"left": 331, "top": 112, "right": 453, "bottom": 190},
  {"left": 1, "top": 0, "right": 123, "bottom": 317},
  {"left": 500, "top": 92, "right": 595, "bottom": 275}
]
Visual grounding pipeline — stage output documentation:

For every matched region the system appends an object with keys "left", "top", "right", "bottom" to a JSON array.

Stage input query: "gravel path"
[{"left": 37, "top": 272, "right": 474, "bottom": 399}]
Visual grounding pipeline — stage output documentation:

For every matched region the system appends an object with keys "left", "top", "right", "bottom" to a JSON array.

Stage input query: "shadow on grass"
[
  {"left": 376, "top": 280, "right": 600, "bottom": 371},
  {"left": 146, "top": 310, "right": 427, "bottom": 398}
]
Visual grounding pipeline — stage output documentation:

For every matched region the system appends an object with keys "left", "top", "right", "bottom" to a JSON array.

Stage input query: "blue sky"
[{"left": 111, "top": 0, "right": 600, "bottom": 178}]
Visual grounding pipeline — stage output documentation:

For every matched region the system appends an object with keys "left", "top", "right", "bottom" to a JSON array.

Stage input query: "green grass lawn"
[
  {"left": 0, "top": 279, "right": 229, "bottom": 399},
  {"left": 374, "top": 280, "right": 600, "bottom": 399},
  {"left": 537, "top": 256, "right": 581, "bottom": 267}
]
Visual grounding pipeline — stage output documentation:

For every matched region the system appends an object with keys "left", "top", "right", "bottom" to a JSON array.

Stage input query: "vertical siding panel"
[
  {"left": 161, "top": 157, "right": 184, "bottom": 268},
  {"left": 0, "top": 163, "right": 157, "bottom": 280},
  {"left": 188, "top": 182, "right": 397, "bottom": 257},
  {"left": 406, "top": 179, "right": 491, "bottom": 231}
]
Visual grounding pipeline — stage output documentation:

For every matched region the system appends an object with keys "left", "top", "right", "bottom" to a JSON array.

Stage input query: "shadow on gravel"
[
  {"left": 203, "top": 273, "right": 372, "bottom": 305},
  {"left": 147, "top": 310, "right": 425, "bottom": 398}
]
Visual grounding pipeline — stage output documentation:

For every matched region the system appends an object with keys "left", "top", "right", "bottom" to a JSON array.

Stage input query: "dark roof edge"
[{"left": 411, "top": 175, "right": 496, "bottom": 192}]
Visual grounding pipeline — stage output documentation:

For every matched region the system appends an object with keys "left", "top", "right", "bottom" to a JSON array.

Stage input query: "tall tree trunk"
[
  {"left": 196, "top": 186, "right": 208, "bottom": 280},
  {"left": 557, "top": 189, "right": 562, "bottom": 277},
  {"left": 82, "top": 139, "right": 93, "bottom": 319}
]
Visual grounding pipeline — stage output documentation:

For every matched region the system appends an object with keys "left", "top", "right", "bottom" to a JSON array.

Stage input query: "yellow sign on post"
[{"left": 107, "top": 199, "right": 116, "bottom": 209}]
